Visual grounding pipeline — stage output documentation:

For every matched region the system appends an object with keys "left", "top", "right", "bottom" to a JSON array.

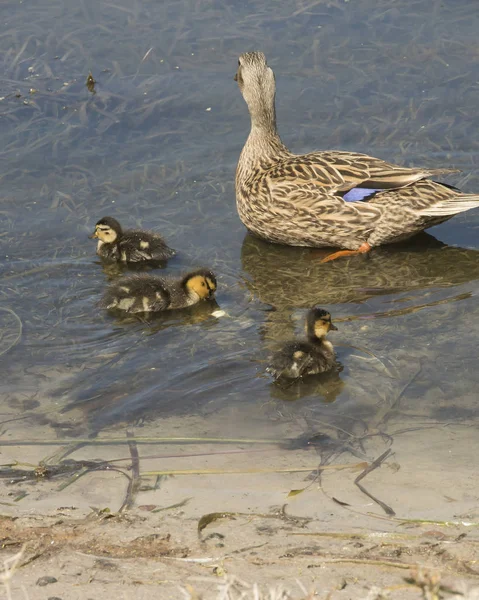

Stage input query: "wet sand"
[{"left": 1, "top": 409, "right": 478, "bottom": 600}]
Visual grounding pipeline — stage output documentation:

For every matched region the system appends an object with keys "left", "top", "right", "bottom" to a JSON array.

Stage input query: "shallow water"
[{"left": 0, "top": 0, "right": 478, "bottom": 517}]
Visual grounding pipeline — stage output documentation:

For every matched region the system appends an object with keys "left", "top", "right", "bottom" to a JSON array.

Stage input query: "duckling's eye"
[
  {"left": 238, "top": 59, "right": 240, "bottom": 66},
  {"left": 201, "top": 281, "right": 206, "bottom": 287}
]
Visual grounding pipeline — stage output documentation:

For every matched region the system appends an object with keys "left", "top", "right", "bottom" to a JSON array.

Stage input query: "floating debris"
[{"left": 86, "top": 71, "right": 96, "bottom": 94}]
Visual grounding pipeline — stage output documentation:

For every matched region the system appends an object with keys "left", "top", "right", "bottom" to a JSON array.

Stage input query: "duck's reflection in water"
[{"left": 241, "top": 231, "right": 479, "bottom": 339}]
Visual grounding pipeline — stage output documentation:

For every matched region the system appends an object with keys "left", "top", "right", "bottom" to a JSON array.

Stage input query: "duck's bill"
[
  {"left": 329, "top": 323, "right": 338, "bottom": 331},
  {"left": 89, "top": 231, "right": 98, "bottom": 239}
]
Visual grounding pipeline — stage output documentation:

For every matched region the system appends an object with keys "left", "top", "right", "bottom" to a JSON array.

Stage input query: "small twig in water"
[
  {"left": 0, "top": 544, "right": 26, "bottom": 600},
  {"left": 0, "top": 307, "right": 22, "bottom": 358},
  {"left": 354, "top": 449, "right": 395, "bottom": 516},
  {"left": 121, "top": 430, "right": 141, "bottom": 511}
]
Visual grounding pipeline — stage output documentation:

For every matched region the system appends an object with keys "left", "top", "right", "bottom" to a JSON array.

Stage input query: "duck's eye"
[
  {"left": 201, "top": 281, "right": 206, "bottom": 287},
  {"left": 238, "top": 59, "right": 240, "bottom": 66}
]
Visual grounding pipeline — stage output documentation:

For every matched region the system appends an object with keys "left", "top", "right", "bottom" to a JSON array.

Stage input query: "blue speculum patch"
[{"left": 342, "top": 188, "right": 379, "bottom": 202}]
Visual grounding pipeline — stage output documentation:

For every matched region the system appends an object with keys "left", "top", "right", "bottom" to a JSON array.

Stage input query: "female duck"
[
  {"left": 99, "top": 269, "right": 217, "bottom": 313},
  {"left": 90, "top": 216, "right": 175, "bottom": 263},
  {"left": 235, "top": 52, "right": 479, "bottom": 261},
  {"left": 267, "top": 307, "right": 338, "bottom": 380}
]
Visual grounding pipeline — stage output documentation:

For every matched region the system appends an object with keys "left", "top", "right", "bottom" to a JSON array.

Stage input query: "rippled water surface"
[{"left": 1, "top": 0, "right": 478, "bottom": 513}]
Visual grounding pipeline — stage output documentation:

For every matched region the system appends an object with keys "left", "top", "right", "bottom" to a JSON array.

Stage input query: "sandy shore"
[{"left": 0, "top": 409, "right": 478, "bottom": 599}]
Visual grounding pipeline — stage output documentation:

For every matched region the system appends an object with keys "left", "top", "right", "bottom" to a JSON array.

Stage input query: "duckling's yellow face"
[
  {"left": 313, "top": 316, "right": 337, "bottom": 338},
  {"left": 186, "top": 275, "right": 217, "bottom": 300},
  {"left": 90, "top": 224, "right": 118, "bottom": 243}
]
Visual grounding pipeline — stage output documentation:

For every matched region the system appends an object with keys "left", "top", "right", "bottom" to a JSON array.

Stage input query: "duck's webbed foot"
[{"left": 320, "top": 242, "right": 372, "bottom": 263}]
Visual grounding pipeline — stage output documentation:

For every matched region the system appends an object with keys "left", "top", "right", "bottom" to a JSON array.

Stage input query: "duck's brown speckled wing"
[
  {"left": 319, "top": 151, "right": 458, "bottom": 189},
  {"left": 256, "top": 153, "right": 382, "bottom": 248},
  {"left": 265, "top": 150, "right": 458, "bottom": 197},
  {"left": 252, "top": 151, "right": 465, "bottom": 248}
]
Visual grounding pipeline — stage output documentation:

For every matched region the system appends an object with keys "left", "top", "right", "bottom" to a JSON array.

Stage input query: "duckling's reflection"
[
  {"left": 269, "top": 364, "right": 345, "bottom": 403},
  {"left": 105, "top": 298, "right": 221, "bottom": 332},
  {"left": 98, "top": 258, "right": 171, "bottom": 280}
]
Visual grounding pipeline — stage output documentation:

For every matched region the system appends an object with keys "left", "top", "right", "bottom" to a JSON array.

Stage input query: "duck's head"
[
  {"left": 306, "top": 307, "right": 337, "bottom": 340},
  {"left": 235, "top": 52, "right": 276, "bottom": 124},
  {"left": 183, "top": 269, "right": 217, "bottom": 300},
  {"left": 90, "top": 216, "right": 122, "bottom": 244}
]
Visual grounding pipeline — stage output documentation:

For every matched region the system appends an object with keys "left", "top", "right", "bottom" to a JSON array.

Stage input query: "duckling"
[
  {"left": 267, "top": 307, "right": 338, "bottom": 380},
  {"left": 99, "top": 268, "right": 217, "bottom": 313},
  {"left": 90, "top": 216, "right": 175, "bottom": 263}
]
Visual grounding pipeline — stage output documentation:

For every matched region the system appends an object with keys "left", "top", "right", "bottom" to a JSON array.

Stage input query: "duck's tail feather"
[
  {"left": 420, "top": 193, "right": 479, "bottom": 216},
  {"left": 426, "top": 167, "right": 461, "bottom": 177}
]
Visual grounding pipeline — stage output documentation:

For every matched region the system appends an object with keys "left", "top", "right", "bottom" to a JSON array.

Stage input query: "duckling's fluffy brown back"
[
  {"left": 99, "top": 229, "right": 176, "bottom": 263},
  {"left": 99, "top": 274, "right": 171, "bottom": 313},
  {"left": 99, "top": 270, "right": 216, "bottom": 314},
  {"left": 267, "top": 339, "right": 336, "bottom": 380}
]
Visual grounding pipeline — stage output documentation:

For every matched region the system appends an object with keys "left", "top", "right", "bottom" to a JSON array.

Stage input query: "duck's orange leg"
[{"left": 320, "top": 242, "right": 372, "bottom": 263}]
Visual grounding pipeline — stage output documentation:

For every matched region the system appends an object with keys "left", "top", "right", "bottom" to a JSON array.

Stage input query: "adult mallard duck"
[{"left": 235, "top": 52, "right": 479, "bottom": 261}]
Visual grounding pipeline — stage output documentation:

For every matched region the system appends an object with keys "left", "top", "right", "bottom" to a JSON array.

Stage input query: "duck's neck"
[
  {"left": 308, "top": 333, "right": 334, "bottom": 354},
  {"left": 308, "top": 333, "right": 324, "bottom": 345},
  {"left": 250, "top": 95, "right": 278, "bottom": 135},
  {"left": 238, "top": 98, "right": 289, "bottom": 176}
]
